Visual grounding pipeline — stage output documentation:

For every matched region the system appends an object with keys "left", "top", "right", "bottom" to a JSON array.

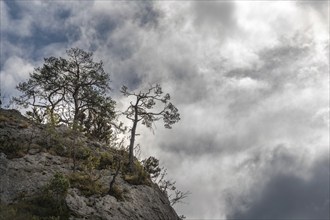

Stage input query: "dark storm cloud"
[
  {"left": 1, "top": 0, "right": 161, "bottom": 94},
  {"left": 159, "top": 128, "right": 262, "bottom": 157},
  {"left": 85, "top": 1, "right": 161, "bottom": 92},
  {"left": 4, "top": 0, "right": 22, "bottom": 19},
  {"left": 1, "top": 0, "right": 84, "bottom": 61},
  {"left": 228, "top": 156, "right": 330, "bottom": 219},
  {"left": 166, "top": 59, "right": 208, "bottom": 104},
  {"left": 94, "top": 15, "right": 118, "bottom": 43},
  {"left": 117, "top": 67, "right": 144, "bottom": 91},
  {"left": 134, "top": 1, "right": 161, "bottom": 28}
]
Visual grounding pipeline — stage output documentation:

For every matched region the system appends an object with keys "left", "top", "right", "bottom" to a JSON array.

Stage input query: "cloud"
[
  {"left": 192, "top": 1, "right": 237, "bottom": 35},
  {"left": 0, "top": 56, "right": 34, "bottom": 105},
  {"left": 297, "top": 1, "right": 329, "bottom": 20},
  {"left": 227, "top": 155, "right": 330, "bottom": 219}
]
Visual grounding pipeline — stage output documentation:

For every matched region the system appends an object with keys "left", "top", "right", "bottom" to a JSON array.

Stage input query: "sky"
[{"left": 0, "top": 0, "right": 329, "bottom": 219}]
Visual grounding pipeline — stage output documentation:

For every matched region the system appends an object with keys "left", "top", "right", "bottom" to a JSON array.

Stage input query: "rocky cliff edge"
[{"left": 0, "top": 109, "right": 180, "bottom": 220}]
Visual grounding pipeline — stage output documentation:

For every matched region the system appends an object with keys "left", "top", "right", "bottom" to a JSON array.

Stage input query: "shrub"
[
  {"left": 48, "top": 173, "right": 70, "bottom": 196},
  {"left": 32, "top": 173, "right": 70, "bottom": 218},
  {"left": 123, "top": 162, "right": 151, "bottom": 186},
  {"left": 0, "top": 173, "right": 71, "bottom": 220},
  {"left": 109, "top": 185, "right": 124, "bottom": 201},
  {"left": 68, "top": 172, "right": 105, "bottom": 197},
  {"left": 75, "top": 145, "right": 92, "bottom": 160},
  {"left": 98, "top": 151, "right": 113, "bottom": 169},
  {"left": 0, "top": 133, "right": 24, "bottom": 158},
  {"left": 40, "top": 127, "right": 67, "bottom": 155},
  {"left": 0, "top": 114, "right": 10, "bottom": 123},
  {"left": 0, "top": 204, "right": 17, "bottom": 219},
  {"left": 142, "top": 156, "right": 161, "bottom": 179}
]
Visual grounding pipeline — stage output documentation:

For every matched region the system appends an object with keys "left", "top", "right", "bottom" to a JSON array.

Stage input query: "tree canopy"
[
  {"left": 121, "top": 84, "right": 180, "bottom": 171},
  {"left": 14, "top": 48, "right": 116, "bottom": 142}
]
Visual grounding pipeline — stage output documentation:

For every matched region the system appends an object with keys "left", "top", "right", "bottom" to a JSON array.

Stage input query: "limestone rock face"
[
  {"left": 0, "top": 152, "right": 71, "bottom": 204},
  {"left": 66, "top": 185, "right": 177, "bottom": 220},
  {"left": 0, "top": 109, "right": 180, "bottom": 220}
]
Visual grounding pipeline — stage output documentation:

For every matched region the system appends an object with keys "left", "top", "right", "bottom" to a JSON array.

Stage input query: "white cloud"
[{"left": 0, "top": 56, "right": 34, "bottom": 104}]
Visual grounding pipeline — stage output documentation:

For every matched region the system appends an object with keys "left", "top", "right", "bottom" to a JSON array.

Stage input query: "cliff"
[{"left": 0, "top": 109, "right": 180, "bottom": 220}]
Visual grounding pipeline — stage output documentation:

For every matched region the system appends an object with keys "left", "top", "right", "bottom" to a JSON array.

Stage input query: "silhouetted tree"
[
  {"left": 14, "top": 48, "right": 116, "bottom": 141},
  {"left": 121, "top": 84, "right": 180, "bottom": 172}
]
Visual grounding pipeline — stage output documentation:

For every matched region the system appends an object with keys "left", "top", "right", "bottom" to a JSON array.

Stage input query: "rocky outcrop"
[
  {"left": 66, "top": 182, "right": 177, "bottom": 220},
  {"left": 0, "top": 152, "right": 179, "bottom": 220},
  {"left": 0, "top": 109, "right": 180, "bottom": 220}
]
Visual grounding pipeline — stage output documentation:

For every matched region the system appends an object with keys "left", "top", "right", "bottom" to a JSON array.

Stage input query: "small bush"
[
  {"left": 68, "top": 172, "right": 105, "bottom": 197},
  {"left": 52, "top": 144, "right": 69, "bottom": 157},
  {"left": 0, "top": 204, "right": 17, "bottom": 219},
  {"left": 0, "top": 114, "right": 10, "bottom": 123},
  {"left": 109, "top": 185, "right": 124, "bottom": 201},
  {"left": 142, "top": 156, "right": 161, "bottom": 179},
  {"left": 123, "top": 162, "right": 151, "bottom": 186},
  {"left": 33, "top": 173, "right": 70, "bottom": 218},
  {"left": 98, "top": 152, "right": 113, "bottom": 169},
  {"left": 0, "top": 173, "right": 70, "bottom": 220},
  {"left": 0, "top": 134, "right": 24, "bottom": 158},
  {"left": 40, "top": 126, "right": 70, "bottom": 157},
  {"left": 76, "top": 145, "right": 92, "bottom": 160},
  {"left": 48, "top": 173, "right": 70, "bottom": 196}
]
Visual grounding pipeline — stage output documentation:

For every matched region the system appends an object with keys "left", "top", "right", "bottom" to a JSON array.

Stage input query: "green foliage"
[
  {"left": 0, "top": 114, "right": 10, "bottom": 123},
  {"left": 0, "top": 203, "right": 63, "bottom": 220},
  {"left": 68, "top": 172, "right": 105, "bottom": 197},
  {"left": 121, "top": 84, "right": 180, "bottom": 171},
  {"left": 98, "top": 151, "right": 113, "bottom": 169},
  {"left": 83, "top": 96, "right": 117, "bottom": 143},
  {"left": 81, "top": 155, "right": 100, "bottom": 173},
  {"left": 0, "top": 173, "right": 70, "bottom": 220},
  {"left": 47, "top": 108, "right": 60, "bottom": 127},
  {"left": 149, "top": 161, "right": 190, "bottom": 207},
  {"left": 0, "top": 204, "right": 19, "bottom": 220},
  {"left": 0, "top": 110, "right": 33, "bottom": 158},
  {"left": 142, "top": 156, "right": 162, "bottom": 180},
  {"left": 33, "top": 173, "right": 70, "bottom": 218},
  {"left": 0, "top": 132, "right": 24, "bottom": 158},
  {"left": 123, "top": 162, "right": 151, "bottom": 186},
  {"left": 0, "top": 109, "right": 28, "bottom": 126},
  {"left": 48, "top": 173, "right": 70, "bottom": 196},
  {"left": 13, "top": 48, "right": 116, "bottom": 143},
  {"left": 75, "top": 145, "right": 92, "bottom": 161},
  {"left": 41, "top": 126, "right": 70, "bottom": 157},
  {"left": 121, "top": 84, "right": 180, "bottom": 130}
]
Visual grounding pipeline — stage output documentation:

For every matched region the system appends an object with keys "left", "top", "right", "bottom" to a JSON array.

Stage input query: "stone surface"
[
  {"left": 0, "top": 152, "right": 179, "bottom": 220},
  {"left": 0, "top": 152, "right": 71, "bottom": 203},
  {"left": 0, "top": 109, "right": 180, "bottom": 219}
]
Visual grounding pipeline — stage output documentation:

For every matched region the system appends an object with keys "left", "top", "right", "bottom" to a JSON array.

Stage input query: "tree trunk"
[
  {"left": 109, "top": 159, "right": 121, "bottom": 195},
  {"left": 50, "top": 109, "right": 55, "bottom": 126},
  {"left": 128, "top": 105, "right": 138, "bottom": 172},
  {"left": 72, "top": 88, "right": 80, "bottom": 172}
]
